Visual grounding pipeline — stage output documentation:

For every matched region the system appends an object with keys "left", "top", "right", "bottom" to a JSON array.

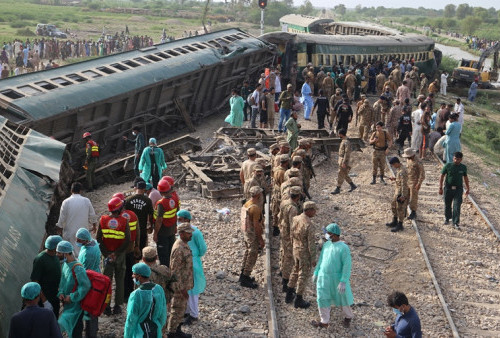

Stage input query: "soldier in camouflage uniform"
[
  {"left": 142, "top": 246, "right": 173, "bottom": 304},
  {"left": 369, "top": 121, "right": 392, "bottom": 185},
  {"left": 244, "top": 166, "right": 267, "bottom": 211},
  {"left": 284, "top": 158, "right": 303, "bottom": 182},
  {"left": 240, "top": 148, "right": 257, "bottom": 185},
  {"left": 278, "top": 186, "right": 301, "bottom": 294},
  {"left": 286, "top": 201, "right": 318, "bottom": 309},
  {"left": 357, "top": 96, "right": 374, "bottom": 142},
  {"left": 386, "top": 99, "right": 402, "bottom": 141},
  {"left": 372, "top": 96, "right": 389, "bottom": 126},
  {"left": 402, "top": 148, "right": 425, "bottom": 220},
  {"left": 282, "top": 177, "right": 304, "bottom": 213},
  {"left": 329, "top": 88, "right": 343, "bottom": 130},
  {"left": 271, "top": 154, "right": 289, "bottom": 236},
  {"left": 273, "top": 141, "right": 290, "bottom": 169},
  {"left": 419, "top": 73, "right": 428, "bottom": 97},
  {"left": 331, "top": 129, "right": 357, "bottom": 195},
  {"left": 167, "top": 224, "right": 194, "bottom": 337},
  {"left": 269, "top": 144, "right": 280, "bottom": 173},
  {"left": 386, "top": 157, "right": 409, "bottom": 233},
  {"left": 240, "top": 186, "right": 264, "bottom": 289}
]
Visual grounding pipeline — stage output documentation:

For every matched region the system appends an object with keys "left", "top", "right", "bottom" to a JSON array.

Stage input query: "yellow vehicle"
[{"left": 451, "top": 42, "right": 499, "bottom": 88}]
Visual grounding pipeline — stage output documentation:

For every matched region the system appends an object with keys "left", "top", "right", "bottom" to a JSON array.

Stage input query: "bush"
[
  {"left": 439, "top": 56, "right": 457, "bottom": 74},
  {"left": 490, "top": 138, "right": 500, "bottom": 151},
  {"left": 16, "top": 28, "right": 36, "bottom": 37},
  {"left": 485, "top": 126, "right": 499, "bottom": 140},
  {"left": 10, "top": 21, "right": 30, "bottom": 28}
]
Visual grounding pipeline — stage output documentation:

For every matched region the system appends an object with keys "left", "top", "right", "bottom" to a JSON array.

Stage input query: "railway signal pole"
[{"left": 259, "top": 0, "right": 267, "bottom": 36}]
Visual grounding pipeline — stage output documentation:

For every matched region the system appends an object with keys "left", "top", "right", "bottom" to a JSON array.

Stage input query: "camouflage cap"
[
  {"left": 280, "top": 154, "right": 290, "bottom": 162},
  {"left": 249, "top": 186, "right": 263, "bottom": 196},
  {"left": 288, "top": 177, "right": 302, "bottom": 186},
  {"left": 269, "top": 143, "right": 279, "bottom": 151},
  {"left": 142, "top": 246, "right": 157, "bottom": 259},
  {"left": 303, "top": 201, "right": 317, "bottom": 211},
  {"left": 247, "top": 148, "right": 257, "bottom": 155},
  {"left": 254, "top": 165, "right": 264, "bottom": 171},
  {"left": 292, "top": 156, "right": 302, "bottom": 163},
  {"left": 256, "top": 158, "right": 267, "bottom": 166},
  {"left": 295, "top": 149, "right": 306, "bottom": 156},
  {"left": 279, "top": 141, "right": 290, "bottom": 148},
  {"left": 288, "top": 168, "right": 300, "bottom": 177},
  {"left": 289, "top": 186, "right": 302, "bottom": 195},
  {"left": 298, "top": 139, "right": 308, "bottom": 146},
  {"left": 178, "top": 223, "right": 194, "bottom": 233}
]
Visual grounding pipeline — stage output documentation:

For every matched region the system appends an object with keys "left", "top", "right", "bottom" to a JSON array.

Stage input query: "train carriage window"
[
  {"left": 207, "top": 40, "right": 219, "bottom": 48},
  {"left": 133, "top": 57, "right": 151, "bottom": 65},
  {"left": 35, "top": 81, "right": 58, "bottom": 90},
  {"left": 203, "top": 42, "right": 215, "bottom": 49},
  {"left": 123, "top": 60, "right": 141, "bottom": 68},
  {"left": 224, "top": 35, "right": 236, "bottom": 42},
  {"left": 96, "top": 66, "right": 116, "bottom": 74},
  {"left": 66, "top": 74, "right": 87, "bottom": 82},
  {"left": 165, "top": 50, "right": 180, "bottom": 57},
  {"left": 82, "top": 70, "right": 103, "bottom": 78},
  {"left": 192, "top": 43, "right": 206, "bottom": 49},
  {"left": 174, "top": 48, "right": 189, "bottom": 54},
  {"left": 155, "top": 52, "right": 171, "bottom": 59},
  {"left": 231, "top": 34, "right": 243, "bottom": 40},
  {"left": 183, "top": 45, "right": 197, "bottom": 52},
  {"left": 51, "top": 77, "right": 73, "bottom": 86},
  {"left": 216, "top": 38, "right": 230, "bottom": 44},
  {"left": 318, "top": 54, "right": 324, "bottom": 65},
  {"left": 237, "top": 32, "right": 249, "bottom": 38},
  {"left": 17, "top": 85, "right": 42, "bottom": 95},
  {"left": 0, "top": 89, "right": 24, "bottom": 99},
  {"left": 325, "top": 55, "right": 331, "bottom": 66},
  {"left": 110, "top": 63, "right": 130, "bottom": 71},
  {"left": 144, "top": 55, "right": 162, "bottom": 62}
]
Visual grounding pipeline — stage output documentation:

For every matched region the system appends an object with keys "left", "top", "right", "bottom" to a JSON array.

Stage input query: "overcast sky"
[{"left": 300, "top": 1, "right": 500, "bottom": 10}]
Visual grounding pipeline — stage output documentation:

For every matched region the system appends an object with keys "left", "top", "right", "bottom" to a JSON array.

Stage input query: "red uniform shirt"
[
  {"left": 121, "top": 209, "right": 138, "bottom": 242},
  {"left": 99, "top": 215, "right": 127, "bottom": 252}
]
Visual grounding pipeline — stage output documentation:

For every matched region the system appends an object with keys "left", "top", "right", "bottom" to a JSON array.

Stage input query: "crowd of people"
[{"left": 1, "top": 31, "right": 156, "bottom": 78}]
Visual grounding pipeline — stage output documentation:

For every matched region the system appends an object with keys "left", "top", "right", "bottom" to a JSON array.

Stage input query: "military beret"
[
  {"left": 303, "top": 201, "right": 317, "bottom": 211},
  {"left": 249, "top": 186, "right": 263, "bottom": 196}
]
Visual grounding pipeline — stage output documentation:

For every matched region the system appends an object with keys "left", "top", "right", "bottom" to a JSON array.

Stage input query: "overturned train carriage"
[
  {"left": 0, "top": 116, "right": 66, "bottom": 336},
  {"left": 0, "top": 29, "right": 276, "bottom": 165}
]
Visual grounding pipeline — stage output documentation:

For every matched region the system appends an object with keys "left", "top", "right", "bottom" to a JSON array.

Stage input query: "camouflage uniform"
[
  {"left": 371, "top": 130, "right": 390, "bottom": 177},
  {"left": 344, "top": 73, "right": 356, "bottom": 100},
  {"left": 149, "top": 263, "right": 173, "bottom": 304},
  {"left": 287, "top": 213, "right": 316, "bottom": 295},
  {"left": 373, "top": 100, "right": 389, "bottom": 124},
  {"left": 407, "top": 157, "right": 425, "bottom": 212},
  {"left": 376, "top": 73, "right": 386, "bottom": 94},
  {"left": 337, "top": 138, "right": 353, "bottom": 186},
  {"left": 358, "top": 100, "right": 374, "bottom": 141},
  {"left": 241, "top": 200, "right": 262, "bottom": 275},
  {"left": 322, "top": 76, "right": 334, "bottom": 99},
  {"left": 419, "top": 77, "right": 429, "bottom": 96},
  {"left": 167, "top": 238, "right": 194, "bottom": 333},
  {"left": 272, "top": 166, "right": 286, "bottom": 227},
  {"left": 244, "top": 174, "right": 265, "bottom": 209},
  {"left": 390, "top": 67, "right": 402, "bottom": 87},
  {"left": 386, "top": 104, "right": 402, "bottom": 140},
  {"left": 284, "top": 167, "right": 302, "bottom": 183},
  {"left": 278, "top": 198, "right": 299, "bottom": 279},
  {"left": 240, "top": 158, "right": 256, "bottom": 183},
  {"left": 392, "top": 165, "right": 409, "bottom": 222}
]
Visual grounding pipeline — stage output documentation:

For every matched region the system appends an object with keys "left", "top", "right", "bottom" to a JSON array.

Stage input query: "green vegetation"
[
  {"left": 439, "top": 56, "right": 457, "bottom": 74},
  {"left": 462, "top": 119, "right": 500, "bottom": 167}
]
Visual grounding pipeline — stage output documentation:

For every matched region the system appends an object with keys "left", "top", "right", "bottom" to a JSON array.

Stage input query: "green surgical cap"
[
  {"left": 45, "top": 235, "right": 63, "bottom": 250},
  {"left": 76, "top": 228, "right": 92, "bottom": 242},
  {"left": 132, "top": 263, "right": 151, "bottom": 278},
  {"left": 176, "top": 209, "right": 192, "bottom": 220},
  {"left": 56, "top": 240, "right": 74, "bottom": 254},
  {"left": 326, "top": 223, "right": 341, "bottom": 236},
  {"left": 149, "top": 138, "right": 157, "bottom": 145},
  {"left": 21, "top": 282, "right": 41, "bottom": 300},
  {"left": 145, "top": 182, "right": 153, "bottom": 190}
]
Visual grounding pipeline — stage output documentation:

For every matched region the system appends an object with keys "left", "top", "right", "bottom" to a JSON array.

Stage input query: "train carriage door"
[{"left": 307, "top": 44, "right": 314, "bottom": 64}]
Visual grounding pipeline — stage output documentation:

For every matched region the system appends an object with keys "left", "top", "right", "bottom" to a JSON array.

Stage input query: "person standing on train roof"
[
  {"left": 123, "top": 126, "right": 145, "bottom": 178},
  {"left": 139, "top": 138, "right": 167, "bottom": 189}
]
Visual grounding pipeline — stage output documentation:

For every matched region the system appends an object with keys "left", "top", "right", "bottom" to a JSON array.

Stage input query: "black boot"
[
  {"left": 273, "top": 226, "right": 280, "bottom": 236},
  {"left": 330, "top": 187, "right": 341, "bottom": 195},
  {"left": 408, "top": 211, "right": 417, "bottom": 220},
  {"left": 386, "top": 217, "right": 397, "bottom": 227},
  {"left": 285, "top": 287, "right": 296, "bottom": 303},
  {"left": 380, "top": 175, "right": 387, "bottom": 185},
  {"left": 294, "top": 294, "right": 311, "bottom": 309},
  {"left": 370, "top": 176, "right": 376, "bottom": 184},
  {"left": 240, "top": 274, "right": 258, "bottom": 289},
  {"left": 282, "top": 278, "right": 289, "bottom": 293},
  {"left": 348, "top": 182, "right": 357, "bottom": 192},
  {"left": 391, "top": 222, "right": 404, "bottom": 232},
  {"left": 176, "top": 324, "right": 192, "bottom": 338},
  {"left": 240, "top": 270, "right": 255, "bottom": 282}
]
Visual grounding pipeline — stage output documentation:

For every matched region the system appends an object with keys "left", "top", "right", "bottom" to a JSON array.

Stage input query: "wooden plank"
[
  {"left": 174, "top": 97, "right": 195, "bottom": 132},
  {"left": 180, "top": 154, "right": 215, "bottom": 190}
]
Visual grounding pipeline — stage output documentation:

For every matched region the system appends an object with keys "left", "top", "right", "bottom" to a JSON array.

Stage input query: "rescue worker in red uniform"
[
  {"left": 97, "top": 197, "right": 131, "bottom": 315},
  {"left": 160, "top": 176, "right": 180, "bottom": 206},
  {"left": 153, "top": 180, "right": 180, "bottom": 267},
  {"left": 83, "top": 132, "right": 99, "bottom": 192},
  {"left": 112, "top": 192, "right": 140, "bottom": 302}
]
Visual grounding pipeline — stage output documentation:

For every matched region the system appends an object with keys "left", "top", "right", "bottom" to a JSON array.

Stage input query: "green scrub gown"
[
  {"left": 138, "top": 146, "right": 167, "bottom": 184},
  {"left": 313, "top": 241, "right": 354, "bottom": 308},
  {"left": 188, "top": 226, "right": 207, "bottom": 295},
  {"left": 78, "top": 240, "right": 101, "bottom": 273},
  {"left": 124, "top": 282, "right": 167, "bottom": 338},
  {"left": 57, "top": 261, "right": 91, "bottom": 336}
]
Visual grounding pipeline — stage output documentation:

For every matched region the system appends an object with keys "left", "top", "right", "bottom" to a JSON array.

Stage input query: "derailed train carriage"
[
  {"left": 0, "top": 29, "right": 276, "bottom": 165},
  {"left": 261, "top": 31, "right": 442, "bottom": 82}
]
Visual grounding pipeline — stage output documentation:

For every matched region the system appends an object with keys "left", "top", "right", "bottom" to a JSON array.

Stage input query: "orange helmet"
[
  {"left": 161, "top": 176, "right": 175, "bottom": 186},
  {"left": 112, "top": 193, "right": 126, "bottom": 201},
  {"left": 108, "top": 197, "right": 124, "bottom": 212},
  {"left": 157, "top": 180, "right": 172, "bottom": 193},
  {"left": 82, "top": 132, "right": 91, "bottom": 139}
]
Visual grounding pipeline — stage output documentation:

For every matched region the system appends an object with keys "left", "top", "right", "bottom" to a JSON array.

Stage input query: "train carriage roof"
[
  {"left": 261, "top": 31, "right": 435, "bottom": 47},
  {"left": 279, "top": 14, "right": 334, "bottom": 28},
  {"left": 0, "top": 28, "right": 273, "bottom": 123}
]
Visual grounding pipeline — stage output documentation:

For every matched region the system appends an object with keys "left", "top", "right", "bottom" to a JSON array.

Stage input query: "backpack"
[
  {"left": 71, "top": 263, "right": 112, "bottom": 317},
  {"left": 138, "top": 283, "right": 158, "bottom": 338},
  {"left": 247, "top": 93, "right": 256, "bottom": 106}
]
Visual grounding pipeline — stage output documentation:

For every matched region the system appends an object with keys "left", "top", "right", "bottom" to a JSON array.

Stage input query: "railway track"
[{"left": 388, "top": 154, "right": 500, "bottom": 337}]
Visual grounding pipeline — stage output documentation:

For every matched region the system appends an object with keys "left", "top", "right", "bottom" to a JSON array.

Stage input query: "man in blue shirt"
[{"left": 384, "top": 291, "right": 422, "bottom": 338}]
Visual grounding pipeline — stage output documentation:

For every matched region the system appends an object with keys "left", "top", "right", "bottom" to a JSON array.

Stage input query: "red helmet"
[
  {"left": 161, "top": 176, "right": 175, "bottom": 186},
  {"left": 157, "top": 180, "right": 172, "bottom": 193},
  {"left": 108, "top": 197, "right": 124, "bottom": 212},
  {"left": 112, "top": 193, "right": 125, "bottom": 201},
  {"left": 82, "top": 132, "right": 91, "bottom": 139}
]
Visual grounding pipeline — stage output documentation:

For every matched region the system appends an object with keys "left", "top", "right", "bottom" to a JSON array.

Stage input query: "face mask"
[
  {"left": 133, "top": 278, "right": 140, "bottom": 286},
  {"left": 76, "top": 242, "right": 83, "bottom": 247},
  {"left": 60, "top": 256, "right": 67, "bottom": 263},
  {"left": 324, "top": 233, "right": 330, "bottom": 241},
  {"left": 393, "top": 308, "right": 403, "bottom": 316}
]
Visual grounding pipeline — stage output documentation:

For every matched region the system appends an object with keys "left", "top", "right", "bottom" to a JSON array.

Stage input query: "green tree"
[
  {"left": 298, "top": 0, "right": 314, "bottom": 16},
  {"left": 456, "top": 3, "right": 472, "bottom": 19},
  {"left": 443, "top": 4, "right": 456, "bottom": 18},
  {"left": 334, "top": 4, "right": 346, "bottom": 16},
  {"left": 461, "top": 16, "right": 481, "bottom": 35}
]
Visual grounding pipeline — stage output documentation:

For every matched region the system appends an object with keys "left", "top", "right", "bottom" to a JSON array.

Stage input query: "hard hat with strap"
[
  {"left": 83, "top": 132, "right": 91, "bottom": 139},
  {"left": 157, "top": 180, "right": 171, "bottom": 193},
  {"left": 108, "top": 197, "right": 123, "bottom": 212}
]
